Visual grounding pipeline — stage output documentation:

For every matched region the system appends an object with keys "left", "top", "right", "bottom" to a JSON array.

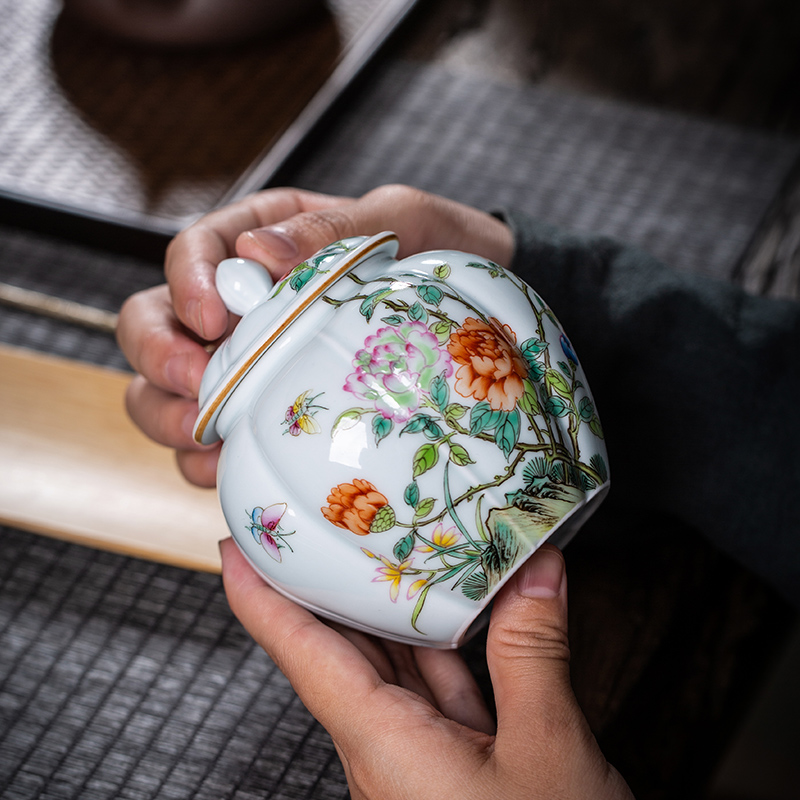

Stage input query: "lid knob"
[{"left": 216, "top": 258, "right": 274, "bottom": 316}]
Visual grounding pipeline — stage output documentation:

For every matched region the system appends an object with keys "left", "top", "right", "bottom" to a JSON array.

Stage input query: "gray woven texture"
[
  {"left": 291, "top": 62, "right": 799, "bottom": 281},
  {"left": 0, "top": 0, "right": 387, "bottom": 229},
  {"left": 0, "top": 530, "right": 348, "bottom": 800},
  {"left": 1, "top": 58, "right": 799, "bottom": 799}
]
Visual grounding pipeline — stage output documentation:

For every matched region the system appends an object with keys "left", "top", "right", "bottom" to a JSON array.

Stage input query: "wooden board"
[{"left": 0, "top": 344, "right": 224, "bottom": 572}]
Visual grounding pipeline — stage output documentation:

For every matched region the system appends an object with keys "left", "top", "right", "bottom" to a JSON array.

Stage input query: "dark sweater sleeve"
[{"left": 500, "top": 209, "right": 800, "bottom": 608}]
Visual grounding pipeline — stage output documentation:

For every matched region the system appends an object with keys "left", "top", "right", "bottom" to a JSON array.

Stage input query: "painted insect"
[
  {"left": 250, "top": 503, "right": 294, "bottom": 562},
  {"left": 282, "top": 390, "right": 327, "bottom": 436}
]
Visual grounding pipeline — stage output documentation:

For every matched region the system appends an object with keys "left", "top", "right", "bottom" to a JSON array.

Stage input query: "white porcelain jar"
[{"left": 195, "top": 232, "right": 609, "bottom": 647}]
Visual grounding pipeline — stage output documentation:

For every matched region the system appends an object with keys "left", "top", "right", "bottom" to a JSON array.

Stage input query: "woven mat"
[
  {"left": 0, "top": 0, "right": 410, "bottom": 233},
  {"left": 0, "top": 529, "right": 348, "bottom": 800},
  {"left": 288, "top": 61, "right": 800, "bottom": 282},
  {"left": 1, "top": 58, "right": 799, "bottom": 800}
]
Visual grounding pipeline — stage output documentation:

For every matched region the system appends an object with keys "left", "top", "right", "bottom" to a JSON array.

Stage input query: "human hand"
[
  {"left": 220, "top": 539, "right": 633, "bottom": 800},
  {"left": 116, "top": 185, "right": 514, "bottom": 486}
]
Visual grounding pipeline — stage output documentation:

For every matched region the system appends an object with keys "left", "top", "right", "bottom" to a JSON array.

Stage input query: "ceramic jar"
[{"left": 194, "top": 233, "right": 609, "bottom": 647}]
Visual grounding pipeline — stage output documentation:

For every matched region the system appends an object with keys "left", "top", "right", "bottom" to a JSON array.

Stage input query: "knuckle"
[
  {"left": 491, "top": 620, "right": 571, "bottom": 664},
  {"left": 369, "top": 183, "right": 426, "bottom": 208},
  {"left": 298, "top": 208, "right": 354, "bottom": 243}
]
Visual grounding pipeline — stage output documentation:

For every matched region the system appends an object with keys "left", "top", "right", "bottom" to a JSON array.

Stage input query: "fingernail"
[
  {"left": 248, "top": 226, "right": 299, "bottom": 261},
  {"left": 186, "top": 298, "right": 204, "bottom": 339},
  {"left": 181, "top": 407, "right": 198, "bottom": 440},
  {"left": 165, "top": 353, "right": 194, "bottom": 397},
  {"left": 518, "top": 548, "right": 565, "bottom": 598}
]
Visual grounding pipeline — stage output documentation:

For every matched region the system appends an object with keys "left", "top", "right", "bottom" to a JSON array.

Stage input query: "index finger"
[{"left": 165, "top": 188, "right": 351, "bottom": 341}]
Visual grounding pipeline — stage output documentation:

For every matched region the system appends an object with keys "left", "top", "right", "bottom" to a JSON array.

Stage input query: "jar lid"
[{"left": 193, "top": 232, "right": 399, "bottom": 445}]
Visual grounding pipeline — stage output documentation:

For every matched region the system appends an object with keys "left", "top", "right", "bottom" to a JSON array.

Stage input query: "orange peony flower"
[
  {"left": 321, "top": 479, "right": 389, "bottom": 536},
  {"left": 447, "top": 317, "right": 529, "bottom": 411}
]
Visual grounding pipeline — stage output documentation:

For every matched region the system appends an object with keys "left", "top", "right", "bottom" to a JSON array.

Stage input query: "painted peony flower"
[
  {"left": 344, "top": 322, "right": 452, "bottom": 422},
  {"left": 447, "top": 317, "right": 529, "bottom": 411},
  {"left": 321, "top": 479, "right": 389, "bottom": 536}
]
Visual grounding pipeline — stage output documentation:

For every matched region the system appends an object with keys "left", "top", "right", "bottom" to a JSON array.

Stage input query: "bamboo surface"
[{"left": 0, "top": 344, "right": 225, "bottom": 572}]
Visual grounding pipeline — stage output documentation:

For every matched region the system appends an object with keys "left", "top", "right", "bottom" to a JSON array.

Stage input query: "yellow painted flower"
[
  {"left": 373, "top": 557, "right": 413, "bottom": 603},
  {"left": 416, "top": 523, "right": 461, "bottom": 553},
  {"left": 407, "top": 578, "right": 429, "bottom": 599}
]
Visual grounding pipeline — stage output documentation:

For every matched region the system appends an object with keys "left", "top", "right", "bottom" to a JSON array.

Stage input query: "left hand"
[{"left": 116, "top": 185, "right": 513, "bottom": 487}]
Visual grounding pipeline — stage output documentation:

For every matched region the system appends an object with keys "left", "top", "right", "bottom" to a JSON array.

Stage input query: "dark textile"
[{"left": 504, "top": 210, "right": 800, "bottom": 607}]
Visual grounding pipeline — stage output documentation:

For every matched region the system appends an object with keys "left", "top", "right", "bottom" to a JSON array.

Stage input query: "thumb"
[
  {"left": 234, "top": 185, "right": 513, "bottom": 271},
  {"left": 487, "top": 545, "right": 587, "bottom": 754}
]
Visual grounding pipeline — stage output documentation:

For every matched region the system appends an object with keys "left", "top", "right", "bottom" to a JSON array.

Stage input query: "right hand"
[
  {"left": 220, "top": 539, "right": 634, "bottom": 800},
  {"left": 116, "top": 185, "right": 514, "bottom": 486}
]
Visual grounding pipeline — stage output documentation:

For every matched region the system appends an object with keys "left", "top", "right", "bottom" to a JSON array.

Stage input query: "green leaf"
[
  {"left": 331, "top": 408, "right": 366, "bottom": 437},
  {"left": 590, "top": 453, "right": 609, "bottom": 483},
  {"left": 545, "top": 397, "right": 571, "bottom": 417},
  {"left": 460, "top": 570, "right": 489, "bottom": 601},
  {"left": 430, "top": 319, "right": 453, "bottom": 345},
  {"left": 312, "top": 252, "right": 334, "bottom": 268},
  {"left": 444, "top": 403, "right": 469, "bottom": 425},
  {"left": 469, "top": 401, "right": 496, "bottom": 435},
  {"left": 407, "top": 301, "right": 427, "bottom": 322},
  {"left": 528, "top": 360, "right": 545, "bottom": 382},
  {"left": 546, "top": 368, "right": 572, "bottom": 398},
  {"left": 289, "top": 266, "right": 316, "bottom": 292},
  {"left": 380, "top": 314, "right": 405, "bottom": 325},
  {"left": 578, "top": 396, "right": 595, "bottom": 421},
  {"left": 370, "top": 504, "right": 396, "bottom": 533},
  {"left": 448, "top": 442, "right": 475, "bottom": 466},
  {"left": 411, "top": 583, "right": 432, "bottom": 633},
  {"left": 517, "top": 382, "right": 541, "bottom": 416},
  {"left": 416, "top": 284, "right": 444, "bottom": 306},
  {"left": 400, "top": 414, "right": 435, "bottom": 436},
  {"left": 392, "top": 530, "right": 415, "bottom": 560},
  {"left": 589, "top": 416, "right": 605, "bottom": 439},
  {"left": 404, "top": 481, "right": 420, "bottom": 508},
  {"left": 359, "top": 288, "right": 392, "bottom": 322},
  {"left": 523, "top": 457, "right": 550, "bottom": 483},
  {"left": 430, "top": 372, "right": 449, "bottom": 411},
  {"left": 433, "top": 262, "right": 451, "bottom": 279},
  {"left": 372, "top": 415, "right": 394, "bottom": 445},
  {"left": 520, "top": 337, "right": 547, "bottom": 363},
  {"left": 423, "top": 420, "right": 444, "bottom": 440},
  {"left": 494, "top": 409, "right": 521, "bottom": 458},
  {"left": 412, "top": 443, "right": 439, "bottom": 477},
  {"left": 466, "top": 260, "right": 502, "bottom": 278},
  {"left": 414, "top": 497, "right": 436, "bottom": 519}
]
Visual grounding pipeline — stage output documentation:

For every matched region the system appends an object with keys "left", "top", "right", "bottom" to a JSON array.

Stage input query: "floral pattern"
[
  {"left": 321, "top": 479, "right": 393, "bottom": 537},
  {"left": 447, "top": 317, "right": 529, "bottom": 411},
  {"left": 272, "top": 240, "right": 357, "bottom": 296},
  {"left": 344, "top": 321, "right": 453, "bottom": 422},
  {"left": 265, "top": 252, "right": 607, "bottom": 638},
  {"left": 369, "top": 554, "right": 414, "bottom": 603}
]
